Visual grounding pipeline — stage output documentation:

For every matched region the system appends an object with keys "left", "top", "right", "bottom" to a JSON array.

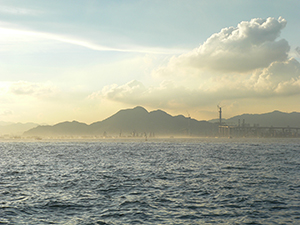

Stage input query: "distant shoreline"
[{"left": 1, "top": 136, "right": 300, "bottom": 144}]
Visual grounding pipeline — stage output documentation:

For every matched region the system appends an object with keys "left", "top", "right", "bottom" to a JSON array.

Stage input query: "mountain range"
[
  {"left": 1, "top": 107, "right": 298, "bottom": 138},
  {"left": 209, "top": 110, "right": 300, "bottom": 127},
  {"left": 23, "top": 106, "right": 218, "bottom": 137}
]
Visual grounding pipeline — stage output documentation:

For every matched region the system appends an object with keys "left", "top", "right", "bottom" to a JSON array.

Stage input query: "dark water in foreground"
[{"left": 1, "top": 138, "right": 300, "bottom": 224}]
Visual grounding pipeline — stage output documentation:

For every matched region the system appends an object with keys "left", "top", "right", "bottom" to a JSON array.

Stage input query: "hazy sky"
[{"left": 1, "top": 0, "right": 300, "bottom": 124}]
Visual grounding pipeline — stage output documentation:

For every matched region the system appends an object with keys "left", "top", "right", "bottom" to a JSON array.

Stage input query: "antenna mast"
[{"left": 217, "top": 105, "right": 222, "bottom": 126}]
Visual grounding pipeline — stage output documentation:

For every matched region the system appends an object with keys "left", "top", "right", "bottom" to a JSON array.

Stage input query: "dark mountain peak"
[
  {"left": 230, "top": 110, "right": 285, "bottom": 119},
  {"left": 149, "top": 109, "right": 169, "bottom": 115},
  {"left": 133, "top": 106, "right": 148, "bottom": 112},
  {"left": 174, "top": 114, "right": 186, "bottom": 118},
  {"left": 269, "top": 110, "right": 293, "bottom": 115},
  {"left": 263, "top": 110, "right": 284, "bottom": 115},
  {"left": 90, "top": 106, "right": 150, "bottom": 129},
  {"left": 291, "top": 111, "right": 300, "bottom": 114},
  {"left": 54, "top": 120, "right": 87, "bottom": 126},
  {"left": 115, "top": 106, "right": 148, "bottom": 117},
  {"left": 114, "top": 106, "right": 148, "bottom": 117}
]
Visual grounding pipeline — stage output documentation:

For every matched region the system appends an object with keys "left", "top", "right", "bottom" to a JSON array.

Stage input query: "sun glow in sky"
[{"left": 1, "top": 0, "right": 300, "bottom": 124}]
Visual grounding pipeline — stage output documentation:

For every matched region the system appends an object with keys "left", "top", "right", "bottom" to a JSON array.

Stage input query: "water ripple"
[{"left": 0, "top": 139, "right": 299, "bottom": 224}]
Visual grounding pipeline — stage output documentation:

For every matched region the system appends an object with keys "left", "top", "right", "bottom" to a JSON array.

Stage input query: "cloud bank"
[
  {"left": 9, "top": 81, "right": 57, "bottom": 98},
  {"left": 92, "top": 17, "right": 300, "bottom": 110},
  {"left": 89, "top": 80, "right": 207, "bottom": 108}
]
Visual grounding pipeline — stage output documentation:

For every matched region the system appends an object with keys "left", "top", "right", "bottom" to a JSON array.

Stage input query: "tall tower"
[{"left": 218, "top": 105, "right": 222, "bottom": 126}]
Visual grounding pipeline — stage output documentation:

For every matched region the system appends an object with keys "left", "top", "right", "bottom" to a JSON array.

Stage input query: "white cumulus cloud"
[
  {"left": 253, "top": 58, "right": 300, "bottom": 95},
  {"left": 156, "top": 17, "right": 289, "bottom": 76}
]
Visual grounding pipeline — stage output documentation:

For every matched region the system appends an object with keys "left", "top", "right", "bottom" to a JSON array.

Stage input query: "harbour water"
[{"left": 1, "top": 138, "right": 300, "bottom": 224}]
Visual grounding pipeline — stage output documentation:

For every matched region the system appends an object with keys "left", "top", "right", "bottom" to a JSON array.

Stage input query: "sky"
[{"left": 0, "top": 0, "right": 300, "bottom": 124}]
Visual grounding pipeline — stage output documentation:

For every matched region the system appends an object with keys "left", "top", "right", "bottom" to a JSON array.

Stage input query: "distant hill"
[
  {"left": 0, "top": 122, "right": 39, "bottom": 135},
  {"left": 23, "top": 106, "right": 218, "bottom": 137},
  {"left": 23, "top": 121, "right": 89, "bottom": 136},
  {"left": 209, "top": 110, "right": 300, "bottom": 127}
]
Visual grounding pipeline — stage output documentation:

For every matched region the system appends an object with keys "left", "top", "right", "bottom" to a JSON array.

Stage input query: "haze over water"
[{"left": 1, "top": 138, "right": 299, "bottom": 224}]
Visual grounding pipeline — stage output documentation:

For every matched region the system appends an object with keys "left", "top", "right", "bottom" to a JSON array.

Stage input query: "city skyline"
[{"left": 1, "top": 0, "right": 300, "bottom": 124}]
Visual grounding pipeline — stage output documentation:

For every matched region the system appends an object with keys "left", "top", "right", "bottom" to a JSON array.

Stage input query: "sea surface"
[{"left": 1, "top": 138, "right": 300, "bottom": 224}]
